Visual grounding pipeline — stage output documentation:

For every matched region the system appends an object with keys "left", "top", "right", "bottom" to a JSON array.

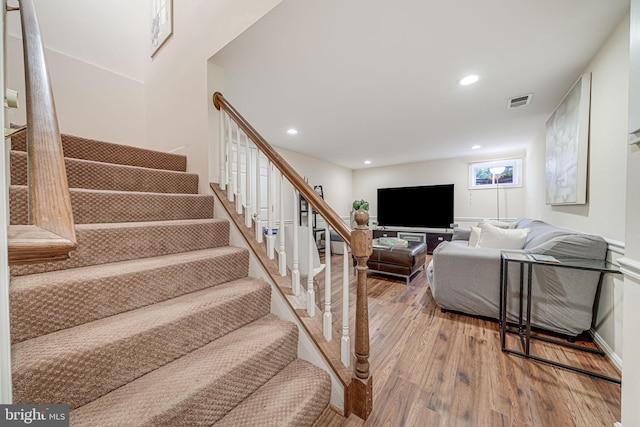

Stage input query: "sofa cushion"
[
  {"left": 452, "top": 227, "right": 471, "bottom": 241},
  {"left": 476, "top": 222, "right": 530, "bottom": 249},
  {"left": 478, "top": 219, "right": 513, "bottom": 229},
  {"left": 468, "top": 226, "right": 481, "bottom": 247}
]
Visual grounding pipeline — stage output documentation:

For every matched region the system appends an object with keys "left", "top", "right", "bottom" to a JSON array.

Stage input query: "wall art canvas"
[
  {"left": 150, "top": 0, "right": 173, "bottom": 57},
  {"left": 545, "top": 73, "right": 591, "bottom": 205}
]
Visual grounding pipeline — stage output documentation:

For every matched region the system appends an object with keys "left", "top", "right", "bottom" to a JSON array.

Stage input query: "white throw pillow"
[
  {"left": 477, "top": 222, "right": 530, "bottom": 249},
  {"left": 468, "top": 226, "right": 482, "bottom": 247}
]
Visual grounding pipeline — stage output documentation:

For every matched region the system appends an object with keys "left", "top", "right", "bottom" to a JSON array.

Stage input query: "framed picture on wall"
[{"left": 150, "top": 0, "right": 173, "bottom": 57}]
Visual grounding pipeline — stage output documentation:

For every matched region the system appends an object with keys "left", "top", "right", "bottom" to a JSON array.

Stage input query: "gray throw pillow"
[{"left": 452, "top": 227, "right": 471, "bottom": 241}]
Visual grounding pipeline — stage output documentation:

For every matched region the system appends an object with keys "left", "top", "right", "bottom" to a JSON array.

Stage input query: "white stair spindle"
[
  {"left": 341, "top": 241, "right": 351, "bottom": 367},
  {"left": 306, "top": 220, "right": 315, "bottom": 317},
  {"left": 235, "top": 127, "right": 242, "bottom": 214},
  {"left": 291, "top": 189, "right": 300, "bottom": 295},
  {"left": 255, "top": 150, "right": 263, "bottom": 243},
  {"left": 278, "top": 173, "right": 287, "bottom": 275},
  {"left": 266, "top": 162, "right": 275, "bottom": 259},
  {"left": 226, "top": 118, "right": 233, "bottom": 203},
  {"left": 323, "top": 222, "right": 332, "bottom": 340},
  {"left": 219, "top": 110, "right": 226, "bottom": 190},
  {"left": 244, "top": 135, "right": 252, "bottom": 227}
]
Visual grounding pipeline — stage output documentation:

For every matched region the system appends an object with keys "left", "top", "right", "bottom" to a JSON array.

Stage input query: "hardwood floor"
[{"left": 317, "top": 253, "right": 621, "bottom": 427}]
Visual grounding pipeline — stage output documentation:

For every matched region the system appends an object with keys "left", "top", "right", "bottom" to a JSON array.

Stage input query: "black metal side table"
[{"left": 499, "top": 250, "right": 622, "bottom": 384}]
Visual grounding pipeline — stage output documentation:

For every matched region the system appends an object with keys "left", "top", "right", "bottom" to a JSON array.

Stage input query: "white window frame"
[{"left": 468, "top": 158, "right": 522, "bottom": 189}]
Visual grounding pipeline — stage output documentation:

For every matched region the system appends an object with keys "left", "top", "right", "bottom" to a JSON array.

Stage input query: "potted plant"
[{"left": 351, "top": 199, "right": 369, "bottom": 228}]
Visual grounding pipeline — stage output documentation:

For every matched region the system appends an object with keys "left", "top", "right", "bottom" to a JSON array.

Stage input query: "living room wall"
[
  {"left": 275, "top": 147, "right": 354, "bottom": 221},
  {"left": 526, "top": 15, "right": 629, "bottom": 367},
  {"left": 527, "top": 16, "right": 629, "bottom": 244},
  {"left": 352, "top": 149, "right": 528, "bottom": 227}
]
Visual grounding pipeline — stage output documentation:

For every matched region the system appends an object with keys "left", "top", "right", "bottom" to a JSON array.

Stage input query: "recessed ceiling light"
[
  {"left": 286, "top": 128, "right": 298, "bottom": 135},
  {"left": 459, "top": 74, "right": 480, "bottom": 86},
  {"left": 364, "top": 160, "right": 371, "bottom": 165},
  {"left": 471, "top": 145, "right": 482, "bottom": 150}
]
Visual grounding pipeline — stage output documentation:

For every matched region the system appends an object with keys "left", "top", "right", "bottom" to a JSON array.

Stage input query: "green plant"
[{"left": 352, "top": 199, "right": 369, "bottom": 211}]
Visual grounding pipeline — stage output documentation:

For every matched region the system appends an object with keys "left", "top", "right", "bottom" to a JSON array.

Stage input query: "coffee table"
[{"left": 365, "top": 239, "right": 428, "bottom": 285}]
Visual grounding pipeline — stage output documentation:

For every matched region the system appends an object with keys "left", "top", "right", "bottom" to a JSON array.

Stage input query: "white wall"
[
  {"left": 275, "top": 146, "right": 353, "bottom": 220},
  {"left": 5, "top": 0, "right": 284, "bottom": 191},
  {"left": 144, "top": 0, "right": 284, "bottom": 193},
  {"left": 623, "top": 1, "right": 640, "bottom": 423},
  {"left": 352, "top": 150, "right": 527, "bottom": 226},
  {"left": 528, "top": 17, "right": 629, "bottom": 243},
  {"left": 5, "top": 0, "right": 147, "bottom": 147},
  {"left": 527, "top": 16, "right": 630, "bottom": 365}
]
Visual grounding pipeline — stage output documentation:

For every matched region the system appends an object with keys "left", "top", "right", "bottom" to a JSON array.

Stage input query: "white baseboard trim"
[
  {"left": 590, "top": 329, "right": 622, "bottom": 372},
  {"left": 614, "top": 422, "right": 623, "bottom": 427}
]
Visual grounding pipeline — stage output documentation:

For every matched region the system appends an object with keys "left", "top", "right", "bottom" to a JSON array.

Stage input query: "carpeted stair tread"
[
  {"left": 12, "top": 279, "right": 272, "bottom": 409},
  {"left": 11, "top": 151, "right": 199, "bottom": 194},
  {"left": 215, "top": 359, "right": 331, "bottom": 427},
  {"left": 10, "top": 131, "right": 187, "bottom": 171},
  {"left": 69, "top": 314, "right": 298, "bottom": 426},
  {"left": 10, "top": 247, "right": 249, "bottom": 343},
  {"left": 10, "top": 186, "right": 213, "bottom": 225},
  {"left": 10, "top": 219, "right": 229, "bottom": 276}
]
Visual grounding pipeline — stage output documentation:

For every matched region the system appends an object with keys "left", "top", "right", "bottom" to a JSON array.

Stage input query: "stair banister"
[
  {"left": 8, "top": 0, "right": 77, "bottom": 264},
  {"left": 213, "top": 92, "right": 350, "bottom": 244},
  {"left": 213, "top": 91, "right": 373, "bottom": 420}
]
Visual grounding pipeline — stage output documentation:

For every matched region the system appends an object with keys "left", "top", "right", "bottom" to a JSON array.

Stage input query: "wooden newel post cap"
[{"left": 351, "top": 209, "right": 372, "bottom": 258}]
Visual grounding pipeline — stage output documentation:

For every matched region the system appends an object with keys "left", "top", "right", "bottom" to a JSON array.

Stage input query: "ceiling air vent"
[{"left": 507, "top": 93, "right": 533, "bottom": 109}]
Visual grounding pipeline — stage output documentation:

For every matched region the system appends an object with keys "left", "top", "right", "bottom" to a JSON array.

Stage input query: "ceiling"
[{"left": 212, "top": 0, "right": 629, "bottom": 170}]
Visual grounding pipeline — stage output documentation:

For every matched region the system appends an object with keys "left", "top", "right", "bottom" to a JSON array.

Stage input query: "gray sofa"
[{"left": 427, "top": 217, "right": 608, "bottom": 337}]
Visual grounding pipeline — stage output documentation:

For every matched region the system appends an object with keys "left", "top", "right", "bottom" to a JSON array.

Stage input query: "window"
[{"left": 469, "top": 158, "right": 522, "bottom": 189}]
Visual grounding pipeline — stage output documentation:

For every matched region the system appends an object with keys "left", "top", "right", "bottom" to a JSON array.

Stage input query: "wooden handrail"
[
  {"left": 213, "top": 92, "right": 351, "bottom": 244},
  {"left": 8, "top": 0, "right": 77, "bottom": 264},
  {"left": 213, "top": 92, "right": 372, "bottom": 419}
]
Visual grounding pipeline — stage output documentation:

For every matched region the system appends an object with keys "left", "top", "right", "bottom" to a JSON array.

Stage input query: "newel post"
[{"left": 349, "top": 209, "right": 373, "bottom": 420}]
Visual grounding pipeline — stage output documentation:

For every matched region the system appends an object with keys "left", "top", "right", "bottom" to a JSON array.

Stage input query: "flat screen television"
[{"left": 377, "top": 184, "right": 454, "bottom": 229}]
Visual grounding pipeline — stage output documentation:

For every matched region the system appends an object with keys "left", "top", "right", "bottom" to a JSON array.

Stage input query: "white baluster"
[
  {"left": 255, "top": 150, "right": 263, "bottom": 243},
  {"left": 278, "top": 173, "right": 287, "bottom": 275},
  {"left": 341, "top": 241, "right": 351, "bottom": 367},
  {"left": 226, "top": 118, "right": 233, "bottom": 203},
  {"left": 291, "top": 189, "right": 300, "bottom": 295},
  {"left": 323, "top": 222, "right": 332, "bottom": 340},
  {"left": 266, "top": 162, "right": 275, "bottom": 259},
  {"left": 219, "top": 110, "right": 226, "bottom": 190},
  {"left": 307, "top": 219, "right": 315, "bottom": 317},
  {"left": 235, "top": 127, "right": 242, "bottom": 214},
  {"left": 244, "top": 135, "right": 252, "bottom": 227}
]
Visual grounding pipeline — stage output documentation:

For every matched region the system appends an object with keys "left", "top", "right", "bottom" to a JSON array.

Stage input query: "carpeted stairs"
[{"left": 8, "top": 133, "right": 331, "bottom": 426}]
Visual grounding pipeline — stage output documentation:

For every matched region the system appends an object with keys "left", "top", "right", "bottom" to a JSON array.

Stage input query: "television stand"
[{"left": 372, "top": 229, "right": 452, "bottom": 254}]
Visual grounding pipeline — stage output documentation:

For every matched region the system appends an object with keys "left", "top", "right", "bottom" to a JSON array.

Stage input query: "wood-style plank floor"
[{"left": 316, "top": 253, "right": 621, "bottom": 427}]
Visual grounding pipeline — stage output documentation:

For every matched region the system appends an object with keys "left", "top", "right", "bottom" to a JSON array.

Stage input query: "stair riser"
[
  {"left": 70, "top": 315, "right": 298, "bottom": 426},
  {"left": 13, "top": 282, "right": 272, "bottom": 409},
  {"left": 10, "top": 249, "right": 250, "bottom": 343},
  {"left": 10, "top": 186, "right": 214, "bottom": 225},
  {"left": 11, "top": 152, "right": 198, "bottom": 194},
  {"left": 10, "top": 132, "right": 187, "bottom": 172},
  {"left": 10, "top": 220, "right": 230, "bottom": 277}
]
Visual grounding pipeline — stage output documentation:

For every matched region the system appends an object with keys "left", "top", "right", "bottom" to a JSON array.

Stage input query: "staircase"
[{"left": 7, "top": 132, "right": 332, "bottom": 426}]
